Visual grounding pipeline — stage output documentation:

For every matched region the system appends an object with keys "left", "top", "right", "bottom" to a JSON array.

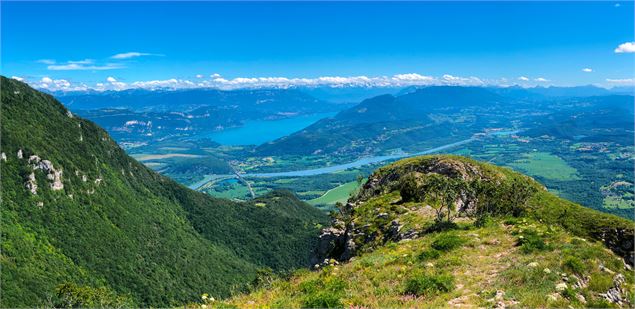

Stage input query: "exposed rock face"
[
  {"left": 23, "top": 154, "right": 64, "bottom": 194},
  {"left": 601, "top": 273, "right": 629, "bottom": 306},
  {"left": 312, "top": 225, "right": 347, "bottom": 265},
  {"left": 17, "top": 149, "right": 23, "bottom": 159},
  {"left": 1, "top": 152, "right": 6, "bottom": 161},
  {"left": 25, "top": 172, "right": 37, "bottom": 194},
  {"left": 598, "top": 228, "right": 634, "bottom": 266}
]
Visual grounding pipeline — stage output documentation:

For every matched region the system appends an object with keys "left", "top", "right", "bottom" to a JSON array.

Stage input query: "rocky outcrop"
[
  {"left": 312, "top": 225, "right": 347, "bottom": 264},
  {"left": 25, "top": 172, "right": 37, "bottom": 194},
  {"left": 601, "top": 273, "right": 629, "bottom": 306},
  {"left": 356, "top": 156, "right": 491, "bottom": 202},
  {"left": 22, "top": 154, "right": 64, "bottom": 194},
  {"left": 598, "top": 228, "right": 634, "bottom": 266}
]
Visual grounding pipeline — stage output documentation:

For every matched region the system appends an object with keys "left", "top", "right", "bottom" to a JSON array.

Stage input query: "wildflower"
[
  {"left": 202, "top": 294, "right": 208, "bottom": 300},
  {"left": 201, "top": 305, "right": 207, "bottom": 309},
  {"left": 543, "top": 268, "right": 551, "bottom": 274}
]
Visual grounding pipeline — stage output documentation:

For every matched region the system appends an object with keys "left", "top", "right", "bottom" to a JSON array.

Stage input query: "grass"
[
  {"left": 308, "top": 181, "right": 361, "bottom": 206},
  {"left": 224, "top": 215, "right": 634, "bottom": 308},
  {"left": 403, "top": 273, "right": 455, "bottom": 296},
  {"left": 431, "top": 234, "right": 466, "bottom": 252},
  {"left": 509, "top": 152, "right": 580, "bottom": 181}
]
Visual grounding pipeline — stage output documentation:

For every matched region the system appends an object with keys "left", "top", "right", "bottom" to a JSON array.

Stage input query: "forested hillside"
[{"left": 0, "top": 76, "right": 328, "bottom": 307}]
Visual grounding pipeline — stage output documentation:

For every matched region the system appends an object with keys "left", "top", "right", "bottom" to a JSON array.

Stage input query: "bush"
[
  {"left": 431, "top": 234, "right": 466, "bottom": 252},
  {"left": 516, "top": 230, "right": 551, "bottom": 253},
  {"left": 562, "top": 256, "right": 587, "bottom": 275},
  {"left": 560, "top": 287, "right": 576, "bottom": 300},
  {"left": 425, "top": 220, "right": 459, "bottom": 233},
  {"left": 403, "top": 273, "right": 454, "bottom": 296},
  {"left": 418, "top": 249, "right": 441, "bottom": 261},
  {"left": 474, "top": 215, "right": 494, "bottom": 228},
  {"left": 588, "top": 273, "right": 614, "bottom": 292}
]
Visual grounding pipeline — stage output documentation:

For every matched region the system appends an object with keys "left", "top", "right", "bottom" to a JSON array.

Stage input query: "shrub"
[
  {"left": 588, "top": 273, "right": 614, "bottom": 293},
  {"left": 560, "top": 287, "right": 576, "bottom": 300},
  {"left": 503, "top": 217, "right": 520, "bottom": 226},
  {"left": 418, "top": 249, "right": 441, "bottom": 261},
  {"left": 516, "top": 230, "right": 551, "bottom": 253},
  {"left": 403, "top": 273, "right": 454, "bottom": 296},
  {"left": 431, "top": 234, "right": 466, "bottom": 252},
  {"left": 425, "top": 220, "right": 459, "bottom": 233},
  {"left": 562, "top": 256, "right": 587, "bottom": 275},
  {"left": 474, "top": 215, "right": 494, "bottom": 228}
]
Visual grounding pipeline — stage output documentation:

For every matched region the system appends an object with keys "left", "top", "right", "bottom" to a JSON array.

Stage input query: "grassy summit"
[
  {"left": 0, "top": 76, "right": 328, "bottom": 307},
  {"left": 222, "top": 155, "right": 634, "bottom": 308}
]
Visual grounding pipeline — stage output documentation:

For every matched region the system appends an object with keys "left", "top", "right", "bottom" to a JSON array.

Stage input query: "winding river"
[{"left": 187, "top": 130, "right": 520, "bottom": 189}]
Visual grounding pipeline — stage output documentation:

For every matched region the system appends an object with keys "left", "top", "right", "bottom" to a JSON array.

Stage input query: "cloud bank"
[{"left": 16, "top": 73, "right": 557, "bottom": 92}]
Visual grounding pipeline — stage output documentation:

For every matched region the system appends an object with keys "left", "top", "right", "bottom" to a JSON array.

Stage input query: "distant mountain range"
[
  {"left": 56, "top": 87, "right": 346, "bottom": 113},
  {"left": 256, "top": 86, "right": 634, "bottom": 156}
]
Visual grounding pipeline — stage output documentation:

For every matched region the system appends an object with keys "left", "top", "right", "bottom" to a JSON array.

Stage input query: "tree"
[{"left": 399, "top": 173, "right": 465, "bottom": 223}]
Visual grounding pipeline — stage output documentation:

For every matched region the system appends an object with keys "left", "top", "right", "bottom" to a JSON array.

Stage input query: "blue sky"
[{"left": 2, "top": 1, "right": 634, "bottom": 91}]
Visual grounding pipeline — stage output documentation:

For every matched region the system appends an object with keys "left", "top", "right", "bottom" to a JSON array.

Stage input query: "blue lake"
[{"left": 201, "top": 112, "right": 335, "bottom": 146}]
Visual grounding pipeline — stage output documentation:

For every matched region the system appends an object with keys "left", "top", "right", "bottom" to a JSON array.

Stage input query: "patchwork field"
[
  {"left": 509, "top": 152, "right": 580, "bottom": 181},
  {"left": 308, "top": 181, "right": 361, "bottom": 206}
]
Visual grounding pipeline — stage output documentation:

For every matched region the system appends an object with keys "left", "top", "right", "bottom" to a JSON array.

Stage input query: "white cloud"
[
  {"left": 582, "top": 68, "right": 593, "bottom": 73},
  {"left": 196, "top": 74, "right": 204, "bottom": 79},
  {"left": 614, "top": 42, "right": 635, "bottom": 53},
  {"left": 36, "top": 59, "right": 56, "bottom": 65},
  {"left": 67, "top": 59, "right": 94, "bottom": 65},
  {"left": 11, "top": 76, "right": 24, "bottom": 81},
  {"left": 210, "top": 73, "right": 222, "bottom": 78},
  {"left": 518, "top": 76, "right": 530, "bottom": 81},
  {"left": 106, "top": 76, "right": 127, "bottom": 90},
  {"left": 606, "top": 78, "right": 635, "bottom": 85},
  {"left": 37, "top": 76, "right": 88, "bottom": 91},
  {"left": 47, "top": 63, "right": 124, "bottom": 71},
  {"left": 442, "top": 74, "right": 484, "bottom": 86},
  {"left": 392, "top": 73, "right": 434, "bottom": 82},
  {"left": 110, "top": 52, "right": 162, "bottom": 59},
  {"left": 534, "top": 77, "right": 549, "bottom": 82}
]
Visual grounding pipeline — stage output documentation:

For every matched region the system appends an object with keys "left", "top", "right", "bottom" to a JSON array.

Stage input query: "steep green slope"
[
  {"left": 223, "top": 155, "right": 634, "bottom": 308},
  {"left": 0, "top": 77, "right": 328, "bottom": 307}
]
